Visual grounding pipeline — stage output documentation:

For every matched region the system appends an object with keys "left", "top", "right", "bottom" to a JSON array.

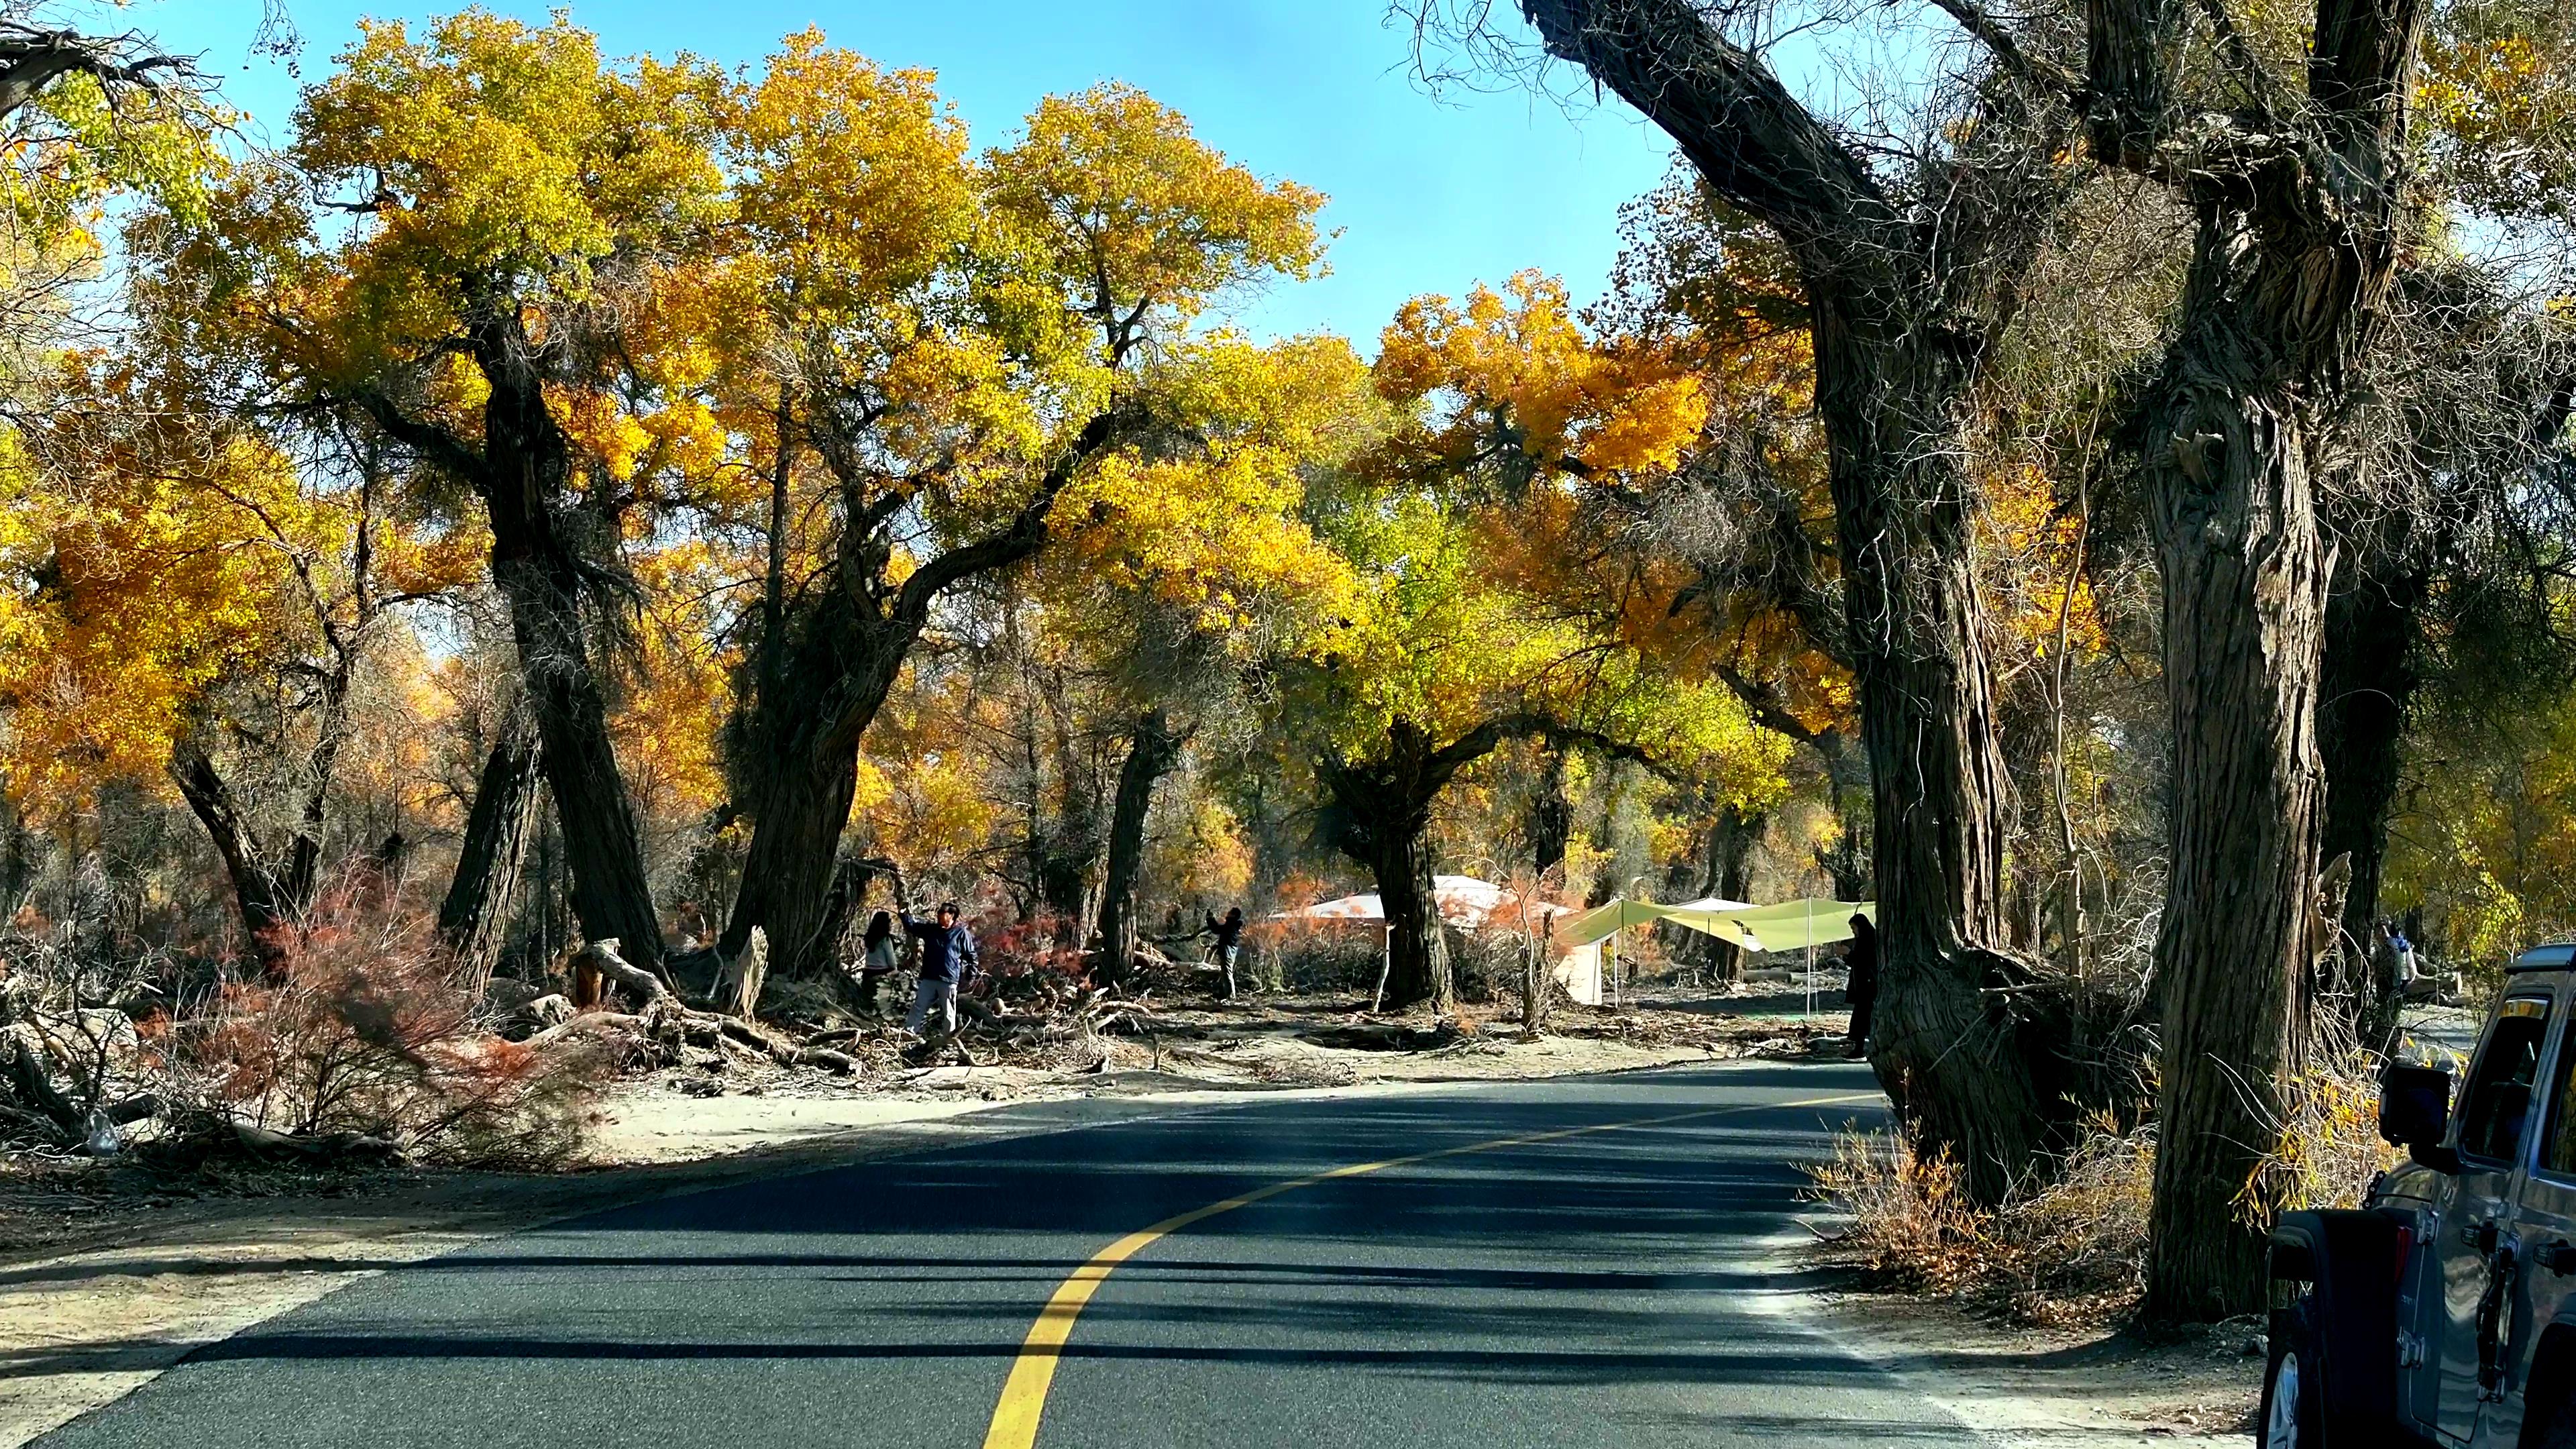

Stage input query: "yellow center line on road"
[{"left": 977, "top": 1089, "right": 1879, "bottom": 1449}]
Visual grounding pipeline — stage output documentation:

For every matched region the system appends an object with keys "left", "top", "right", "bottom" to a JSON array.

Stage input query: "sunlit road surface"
[{"left": 37, "top": 1061, "right": 1980, "bottom": 1448}]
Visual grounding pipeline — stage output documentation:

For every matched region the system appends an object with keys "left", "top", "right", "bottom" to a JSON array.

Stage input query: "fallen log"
[
  {"left": 570, "top": 938, "right": 669, "bottom": 1006},
  {"left": 229, "top": 1121, "right": 403, "bottom": 1165},
  {"left": 106, "top": 1093, "right": 163, "bottom": 1125},
  {"left": 3, "top": 1025, "right": 80, "bottom": 1133},
  {"left": 0, "top": 1100, "right": 71, "bottom": 1145},
  {"left": 521, "top": 1011, "right": 648, "bottom": 1051}
]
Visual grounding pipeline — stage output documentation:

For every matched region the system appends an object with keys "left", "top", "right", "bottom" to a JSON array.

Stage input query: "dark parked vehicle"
[{"left": 2263, "top": 943, "right": 2576, "bottom": 1447}]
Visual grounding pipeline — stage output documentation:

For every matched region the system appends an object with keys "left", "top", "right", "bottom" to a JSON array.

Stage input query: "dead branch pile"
[{"left": 519, "top": 941, "right": 1167, "bottom": 1087}]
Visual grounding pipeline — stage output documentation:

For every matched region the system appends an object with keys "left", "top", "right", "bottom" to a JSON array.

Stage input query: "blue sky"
[{"left": 125, "top": 0, "right": 1680, "bottom": 349}]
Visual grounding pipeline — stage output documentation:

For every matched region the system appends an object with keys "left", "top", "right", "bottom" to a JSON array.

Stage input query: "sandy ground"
[
  {"left": 0, "top": 985, "right": 1844, "bottom": 1448},
  {"left": 1824, "top": 1289, "right": 2265, "bottom": 1446}
]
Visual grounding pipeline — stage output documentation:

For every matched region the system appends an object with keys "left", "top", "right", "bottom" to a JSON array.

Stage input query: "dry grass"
[
  {"left": 1807, "top": 1116, "right": 2154, "bottom": 1326},
  {"left": 1808, "top": 1042, "right": 2398, "bottom": 1328}
]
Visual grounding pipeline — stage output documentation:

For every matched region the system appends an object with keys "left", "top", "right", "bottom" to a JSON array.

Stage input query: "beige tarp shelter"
[
  {"left": 1660, "top": 897, "right": 1876, "bottom": 952},
  {"left": 1552, "top": 894, "right": 1878, "bottom": 1014}
]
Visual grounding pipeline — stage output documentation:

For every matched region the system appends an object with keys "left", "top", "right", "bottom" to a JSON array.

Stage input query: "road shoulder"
[{"left": 1808, "top": 1285, "right": 2263, "bottom": 1446}]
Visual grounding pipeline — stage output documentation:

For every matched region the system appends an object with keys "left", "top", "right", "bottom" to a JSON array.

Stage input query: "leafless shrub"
[{"left": 156, "top": 883, "right": 607, "bottom": 1169}]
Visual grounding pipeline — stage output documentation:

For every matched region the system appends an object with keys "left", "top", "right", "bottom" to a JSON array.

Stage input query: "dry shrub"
[
  {"left": 1809, "top": 1039, "right": 2396, "bottom": 1327},
  {"left": 166, "top": 885, "right": 605, "bottom": 1168},
  {"left": 981, "top": 914, "right": 1090, "bottom": 982},
  {"left": 2259, "top": 1046, "right": 2403, "bottom": 1217},
  {"left": 1807, "top": 1117, "right": 2153, "bottom": 1326},
  {"left": 1262, "top": 920, "right": 1387, "bottom": 994}
]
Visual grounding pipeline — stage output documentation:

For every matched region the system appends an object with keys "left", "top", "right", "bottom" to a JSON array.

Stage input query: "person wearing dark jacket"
[
  {"left": 1205, "top": 906, "right": 1246, "bottom": 998},
  {"left": 902, "top": 902, "right": 978, "bottom": 1036},
  {"left": 1842, "top": 914, "right": 1880, "bottom": 1059}
]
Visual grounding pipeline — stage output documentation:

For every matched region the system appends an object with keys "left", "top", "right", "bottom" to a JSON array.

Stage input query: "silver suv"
[{"left": 2263, "top": 943, "right": 2576, "bottom": 1447}]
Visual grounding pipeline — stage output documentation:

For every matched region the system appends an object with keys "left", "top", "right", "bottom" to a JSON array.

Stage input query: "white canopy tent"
[
  {"left": 1279, "top": 875, "right": 1515, "bottom": 930},
  {"left": 1279, "top": 876, "right": 1585, "bottom": 1008}
]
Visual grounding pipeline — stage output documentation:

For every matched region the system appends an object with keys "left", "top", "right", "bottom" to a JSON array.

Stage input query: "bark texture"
[
  {"left": 1695, "top": 806, "right": 1762, "bottom": 983},
  {"left": 1521, "top": 0, "right": 2080, "bottom": 1203},
  {"left": 438, "top": 707, "right": 543, "bottom": 983},
  {"left": 1095, "top": 709, "right": 1185, "bottom": 987},
  {"left": 1318, "top": 722, "right": 1462, "bottom": 1012},
  {"left": 168, "top": 738, "right": 301, "bottom": 975},
  {"left": 2073, "top": 0, "right": 2428, "bottom": 1319},
  {"left": 355, "top": 309, "right": 666, "bottom": 970},
  {"left": 1528, "top": 750, "right": 1574, "bottom": 880},
  {"left": 1320, "top": 714, "right": 1675, "bottom": 1011}
]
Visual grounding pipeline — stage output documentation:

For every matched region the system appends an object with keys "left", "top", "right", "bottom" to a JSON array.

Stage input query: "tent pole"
[{"left": 1372, "top": 925, "right": 1391, "bottom": 1014}]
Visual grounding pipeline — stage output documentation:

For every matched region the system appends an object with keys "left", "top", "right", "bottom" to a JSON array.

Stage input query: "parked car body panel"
[{"left": 2288, "top": 955, "right": 2576, "bottom": 1446}]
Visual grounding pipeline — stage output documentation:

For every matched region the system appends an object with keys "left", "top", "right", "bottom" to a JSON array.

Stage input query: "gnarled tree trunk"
[
  {"left": 439, "top": 707, "right": 543, "bottom": 982},
  {"left": 720, "top": 411, "right": 1128, "bottom": 980},
  {"left": 2141, "top": 361, "right": 2336, "bottom": 1320},
  {"left": 1373, "top": 827, "right": 1448, "bottom": 1011},
  {"left": 1318, "top": 722, "right": 1460, "bottom": 1012},
  {"left": 1827, "top": 325, "right": 2072, "bottom": 1207},
  {"left": 1519, "top": 0, "right": 2080, "bottom": 1205},
  {"left": 476, "top": 323, "right": 665, "bottom": 971},
  {"left": 2094, "top": 0, "right": 2427, "bottom": 1320},
  {"left": 358, "top": 310, "right": 668, "bottom": 972},
  {"left": 1096, "top": 709, "right": 1185, "bottom": 987},
  {"left": 168, "top": 737, "right": 296, "bottom": 975},
  {"left": 2318, "top": 560, "right": 2422, "bottom": 1050},
  {"left": 1528, "top": 749, "right": 1573, "bottom": 879},
  {"left": 1694, "top": 805, "right": 1762, "bottom": 984}
]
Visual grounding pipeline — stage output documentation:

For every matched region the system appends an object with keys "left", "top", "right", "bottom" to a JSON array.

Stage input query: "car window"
[
  {"left": 2459, "top": 998, "right": 2552, "bottom": 1166},
  {"left": 2547, "top": 1007, "right": 2576, "bottom": 1178}
]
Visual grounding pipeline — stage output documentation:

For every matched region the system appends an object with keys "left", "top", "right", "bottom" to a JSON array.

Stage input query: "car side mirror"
[{"left": 2380, "top": 1062, "right": 2455, "bottom": 1167}]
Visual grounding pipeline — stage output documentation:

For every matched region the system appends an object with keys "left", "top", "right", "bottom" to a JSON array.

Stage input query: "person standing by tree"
[
  {"left": 857, "top": 910, "right": 902, "bottom": 1018},
  {"left": 1205, "top": 906, "right": 1246, "bottom": 999},
  {"left": 902, "top": 902, "right": 977, "bottom": 1037},
  {"left": 1843, "top": 914, "right": 1880, "bottom": 1060}
]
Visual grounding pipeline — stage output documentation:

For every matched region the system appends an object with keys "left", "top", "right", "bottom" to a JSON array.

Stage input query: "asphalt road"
[{"left": 38, "top": 1060, "right": 1979, "bottom": 1448}]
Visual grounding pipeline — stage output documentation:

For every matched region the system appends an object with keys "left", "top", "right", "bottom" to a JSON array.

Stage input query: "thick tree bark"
[
  {"left": 1826, "top": 330, "right": 2073, "bottom": 1205},
  {"left": 1372, "top": 824, "right": 1449, "bottom": 1011},
  {"left": 476, "top": 324, "right": 664, "bottom": 971},
  {"left": 2141, "top": 357, "right": 2336, "bottom": 1321},
  {"left": 1529, "top": 749, "right": 1573, "bottom": 879},
  {"left": 1319, "top": 714, "right": 1654, "bottom": 1011},
  {"left": 0, "top": 794, "right": 28, "bottom": 919},
  {"left": 1318, "top": 721, "right": 1464, "bottom": 1012},
  {"left": 2088, "top": 0, "right": 2428, "bottom": 1320},
  {"left": 1520, "top": 0, "right": 2078, "bottom": 1204},
  {"left": 1695, "top": 806, "right": 1762, "bottom": 983},
  {"left": 1096, "top": 709, "right": 1185, "bottom": 987},
  {"left": 438, "top": 707, "right": 543, "bottom": 982}
]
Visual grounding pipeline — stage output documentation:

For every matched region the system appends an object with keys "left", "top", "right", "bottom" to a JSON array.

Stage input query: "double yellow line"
[{"left": 979, "top": 1090, "right": 1876, "bottom": 1449}]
